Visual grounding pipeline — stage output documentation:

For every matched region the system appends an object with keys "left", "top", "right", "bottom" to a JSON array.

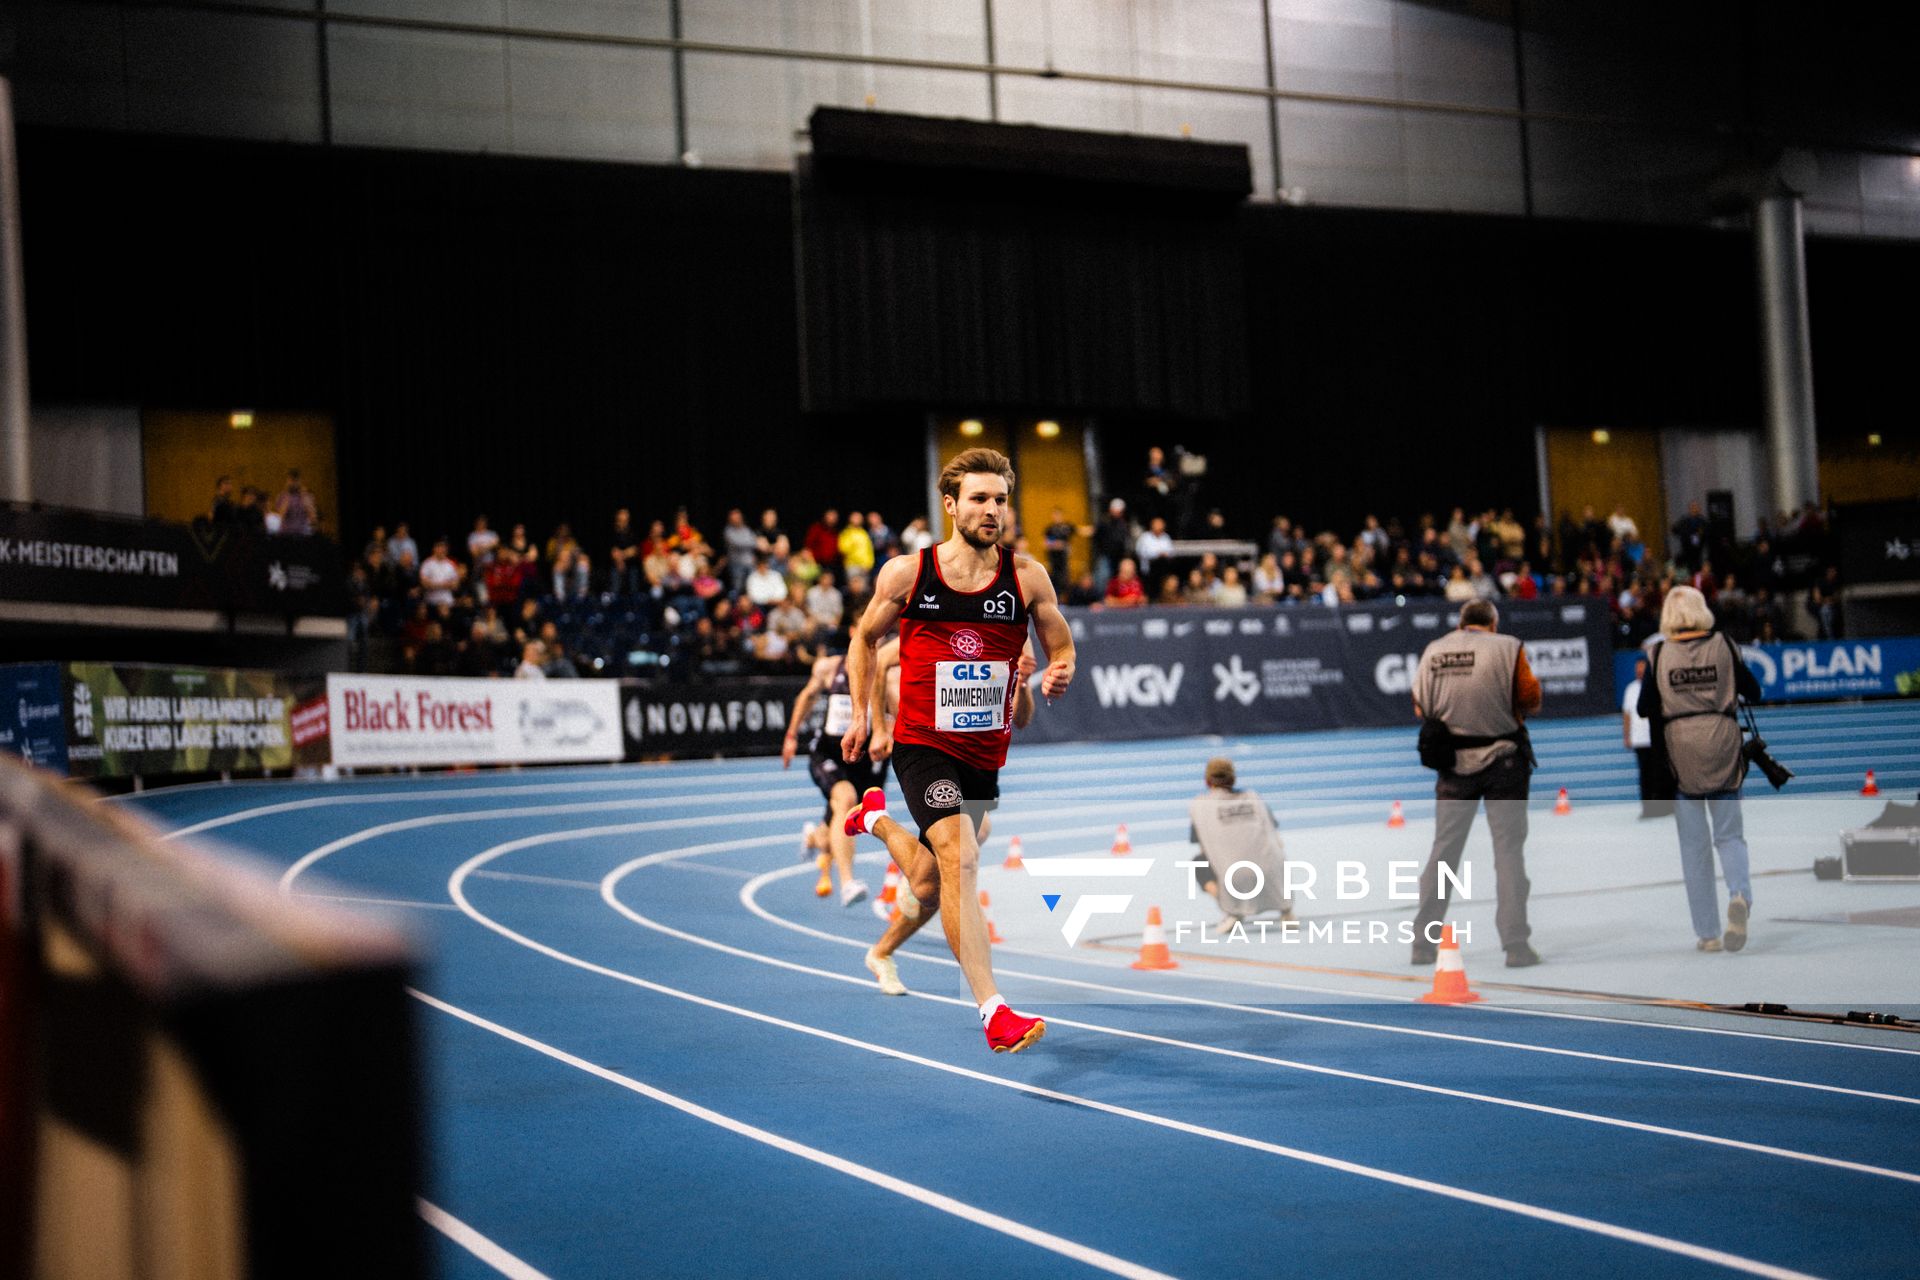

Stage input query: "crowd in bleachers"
[{"left": 337, "top": 447, "right": 1848, "bottom": 680}]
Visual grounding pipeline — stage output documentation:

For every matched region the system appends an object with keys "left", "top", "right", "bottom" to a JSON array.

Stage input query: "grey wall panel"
[
  {"left": 1277, "top": 99, "right": 1407, "bottom": 209},
  {"left": 328, "top": 26, "right": 512, "bottom": 152},
  {"left": 506, "top": 40, "right": 677, "bottom": 161},
  {"left": 507, "top": 0, "right": 672, "bottom": 39},
  {"left": 1269, "top": 0, "right": 1396, "bottom": 101},
  {"left": 31, "top": 405, "right": 145, "bottom": 518},
  {"left": 685, "top": 53, "right": 988, "bottom": 169},
  {"left": 1393, "top": 2, "right": 1516, "bottom": 111},
  {"left": 1661, "top": 429, "right": 1766, "bottom": 546},
  {"left": 685, "top": 0, "right": 986, "bottom": 63},
  {"left": 1401, "top": 113, "right": 1523, "bottom": 215},
  {"left": 9, "top": 2, "right": 130, "bottom": 130},
  {"left": 123, "top": 9, "right": 323, "bottom": 141},
  {"left": 330, "top": 0, "right": 508, "bottom": 24},
  {"left": 992, "top": 0, "right": 1268, "bottom": 89}
]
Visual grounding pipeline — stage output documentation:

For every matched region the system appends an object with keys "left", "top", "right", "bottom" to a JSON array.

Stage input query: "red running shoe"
[
  {"left": 844, "top": 787, "right": 888, "bottom": 838},
  {"left": 984, "top": 1005, "right": 1046, "bottom": 1054}
]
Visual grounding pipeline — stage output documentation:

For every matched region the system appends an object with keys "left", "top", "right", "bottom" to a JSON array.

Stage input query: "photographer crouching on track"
[{"left": 1637, "top": 585, "right": 1791, "bottom": 954}]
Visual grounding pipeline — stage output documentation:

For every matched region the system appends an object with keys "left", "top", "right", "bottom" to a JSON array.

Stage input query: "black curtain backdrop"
[{"left": 19, "top": 126, "right": 1920, "bottom": 557}]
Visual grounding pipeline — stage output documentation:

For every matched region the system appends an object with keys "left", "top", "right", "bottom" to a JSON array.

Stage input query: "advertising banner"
[
  {"left": 1613, "top": 636, "right": 1920, "bottom": 705},
  {"left": 326, "top": 674, "right": 623, "bottom": 768},
  {"left": 0, "top": 506, "right": 344, "bottom": 615},
  {"left": 1019, "top": 600, "right": 1615, "bottom": 745},
  {"left": 620, "top": 678, "right": 806, "bottom": 759},
  {"left": 63, "top": 663, "right": 302, "bottom": 777},
  {"left": 0, "top": 663, "right": 69, "bottom": 770}
]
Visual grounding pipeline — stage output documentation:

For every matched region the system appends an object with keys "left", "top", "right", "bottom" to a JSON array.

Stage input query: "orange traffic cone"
[
  {"left": 1387, "top": 800, "right": 1406, "bottom": 829},
  {"left": 1003, "top": 836, "right": 1025, "bottom": 871},
  {"left": 1862, "top": 770, "right": 1880, "bottom": 797},
  {"left": 1553, "top": 787, "right": 1572, "bottom": 815},
  {"left": 1129, "top": 906, "right": 1178, "bottom": 970},
  {"left": 814, "top": 851, "right": 833, "bottom": 897},
  {"left": 980, "top": 891, "right": 1005, "bottom": 944},
  {"left": 1111, "top": 823, "right": 1133, "bottom": 855},
  {"left": 1418, "top": 924, "right": 1482, "bottom": 1004},
  {"left": 877, "top": 863, "right": 900, "bottom": 920}
]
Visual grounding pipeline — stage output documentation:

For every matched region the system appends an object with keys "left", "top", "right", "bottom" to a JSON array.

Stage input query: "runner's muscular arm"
[
  {"left": 1012, "top": 640, "right": 1037, "bottom": 729},
  {"left": 1019, "top": 558, "right": 1076, "bottom": 700},
  {"left": 782, "top": 655, "right": 835, "bottom": 768},
  {"left": 868, "top": 637, "right": 901, "bottom": 761},
  {"left": 842, "top": 554, "right": 914, "bottom": 763}
]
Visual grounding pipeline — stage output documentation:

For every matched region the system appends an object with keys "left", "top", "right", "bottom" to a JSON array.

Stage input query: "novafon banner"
[
  {"left": 327, "top": 674, "right": 623, "bottom": 767},
  {"left": 620, "top": 678, "right": 804, "bottom": 759},
  {"left": 1020, "top": 600, "right": 1615, "bottom": 744},
  {"left": 1613, "top": 636, "right": 1920, "bottom": 705}
]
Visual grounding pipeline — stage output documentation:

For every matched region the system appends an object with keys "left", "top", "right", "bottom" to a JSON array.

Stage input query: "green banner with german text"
[{"left": 64, "top": 663, "right": 298, "bottom": 778}]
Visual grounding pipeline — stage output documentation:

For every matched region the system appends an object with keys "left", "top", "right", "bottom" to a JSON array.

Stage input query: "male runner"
[
  {"left": 858, "top": 637, "right": 1035, "bottom": 982},
  {"left": 782, "top": 650, "right": 877, "bottom": 906},
  {"left": 842, "top": 448, "right": 1074, "bottom": 1053}
]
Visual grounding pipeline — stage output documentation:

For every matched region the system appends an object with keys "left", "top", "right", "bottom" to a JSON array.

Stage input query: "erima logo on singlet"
[
  {"left": 1670, "top": 666, "right": 1721, "bottom": 687},
  {"left": 919, "top": 594, "right": 940, "bottom": 609}
]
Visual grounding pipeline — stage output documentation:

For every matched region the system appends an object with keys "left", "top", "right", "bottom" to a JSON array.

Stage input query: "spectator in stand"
[
  {"left": 669, "top": 506, "right": 702, "bottom": 551},
  {"left": 382, "top": 521, "right": 416, "bottom": 573},
  {"left": 1267, "top": 515, "right": 1299, "bottom": 561},
  {"left": 1155, "top": 573, "right": 1184, "bottom": 605},
  {"left": 1136, "top": 516, "right": 1175, "bottom": 583},
  {"left": 273, "top": 469, "right": 318, "bottom": 536},
  {"left": 1672, "top": 501, "right": 1708, "bottom": 571},
  {"left": 1092, "top": 498, "right": 1132, "bottom": 592},
  {"left": 838, "top": 510, "right": 875, "bottom": 585},
  {"left": 1103, "top": 556, "right": 1147, "bottom": 608},
  {"left": 767, "top": 585, "right": 814, "bottom": 663},
  {"left": 755, "top": 508, "right": 786, "bottom": 558},
  {"left": 543, "top": 633, "right": 581, "bottom": 678},
  {"left": 1607, "top": 504, "right": 1640, "bottom": 550},
  {"left": 1359, "top": 514, "right": 1390, "bottom": 558},
  {"left": 720, "top": 508, "right": 759, "bottom": 597},
  {"left": 1141, "top": 445, "right": 1177, "bottom": 524},
  {"left": 608, "top": 508, "right": 640, "bottom": 597},
  {"left": 786, "top": 547, "right": 822, "bottom": 588},
  {"left": 1446, "top": 507, "right": 1473, "bottom": 562},
  {"left": 208, "top": 476, "right": 237, "bottom": 526},
  {"left": 1810, "top": 571, "right": 1843, "bottom": 640},
  {"left": 458, "top": 620, "right": 499, "bottom": 677},
  {"left": 691, "top": 556, "right": 725, "bottom": 605},
  {"left": 638, "top": 518, "right": 670, "bottom": 561},
  {"left": 1214, "top": 565, "right": 1249, "bottom": 607},
  {"left": 1252, "top": 553, "right": 1284, "bottom": 602},
  {"left": 1467, "top": 557, "right": 1498, "bottom": 600},
  {"left": 1443, "top": 564, "right": 1475, "bottom": 603},
  {"left": 745, "top": 555, "right": 788, "bottom": 608},
  {"left": 900, "top": 516, "right": 935, "bottom": 554},
  {"left": 1716, "top": 573, "right": 1752, "bottom": 642},
  {"left": 486, "top": 546, "right": 527, "bottom": 611},
  {"left": 1043, "top": 506, "right": 1075, "bottom": 584},
  {"left": 1510, "top": 561, "right": 1540, "bottom": 600},
  {"left": 419, "top": 538, "right": 462, "bottom": 608},
  {"left": 1622, "top": 654, "right": 1673, "bottom": 819},
  {"left": 515, "top": 640, "right": 548, "bottom": 680},
  {"left": 804, "top": 508, "right": 842, "bottom": 573},
  {"left": 804, "top": 571, "right": 844, "bottom": 637},
  {"left": 1066, "top": 571, "right": 1100, "bottom": 607},
  {"left": 642, "top": 535, "right": 676, "bottom": 590},
  {"left": 866, "top": 511, "right": 895, "bottom": 563},
  {"left": 363, "top": 541, "right": 403, "bottom": 606},
  {"left": 553, "top": 542, "right": 591, "bottom": 601},
  {"left": 468, "top": 515, "right": 499, "bottom": 570}
]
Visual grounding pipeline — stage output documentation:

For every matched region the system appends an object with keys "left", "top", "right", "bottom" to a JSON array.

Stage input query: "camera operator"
[{"left": 1636, "top": 586, "right": 1763, "bottom": 954}]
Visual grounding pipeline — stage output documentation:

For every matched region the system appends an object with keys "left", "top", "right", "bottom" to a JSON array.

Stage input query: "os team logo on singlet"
[
  {"left": 950, "top": 629, "right": 985, "bottom": 658},
  {"left": 924, "top": 779, "right": 964, "bottom": 808}
]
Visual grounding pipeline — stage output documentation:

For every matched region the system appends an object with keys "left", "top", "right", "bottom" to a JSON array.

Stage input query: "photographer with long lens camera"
[{"left": 1637, "top": 585, "right": 1791, "bottom": 954}]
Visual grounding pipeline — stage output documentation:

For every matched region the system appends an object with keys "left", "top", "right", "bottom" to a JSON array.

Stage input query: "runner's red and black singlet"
[{"left": 894, "top": 547, "right": 1030, "bottom": 771}]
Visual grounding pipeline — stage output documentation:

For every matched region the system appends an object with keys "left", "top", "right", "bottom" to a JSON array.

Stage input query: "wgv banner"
[
  {"left": 1614, "top": 636, "right": 1920, "bottom": 705},
  {"left": 1020, "top": 599, "right": 1615, "bottom": 745},
  {"left": 327, "top": 674, "right": 623, "bottom": 767}
]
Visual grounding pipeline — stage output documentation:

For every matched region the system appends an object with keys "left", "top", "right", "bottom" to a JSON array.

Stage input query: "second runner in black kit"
[
  {"left": 841, "top": 447, "right": 1076, "bottom": 1054},
  {"left": 782, "top": 651, "right": 884, "bottom": 907}
]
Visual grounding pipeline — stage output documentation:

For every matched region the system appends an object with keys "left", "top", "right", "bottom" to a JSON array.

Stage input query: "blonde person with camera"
[{"left": 1636, "top": 585, "right": 1765, "bottom": 953}]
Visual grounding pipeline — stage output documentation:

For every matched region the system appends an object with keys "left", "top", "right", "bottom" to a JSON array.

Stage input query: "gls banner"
[
  {"left": 1023, "top": 600, "right": 1613, "bottom": 744},
  {"left": 328, "top": 674, "right": 623, "bottom": 767},
  {"left": 1612, "top": 635, "right": 1920, "bottom": 704}
]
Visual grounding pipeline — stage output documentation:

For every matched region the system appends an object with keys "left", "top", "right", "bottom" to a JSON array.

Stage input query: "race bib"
[
  {"left": 823, "top": 692, "right": 854, "bottom": 736},
  {"left": 934, "top": 661, "right": 1008, "bottom": 733}
]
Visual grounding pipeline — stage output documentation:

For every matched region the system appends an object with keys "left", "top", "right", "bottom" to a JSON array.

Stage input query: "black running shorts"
[
  {"left": 890, "top": 742, "right": 999, "bottom": 840},
  {"left": 808, "top": 741, "right": 888, "bottom": 807}
]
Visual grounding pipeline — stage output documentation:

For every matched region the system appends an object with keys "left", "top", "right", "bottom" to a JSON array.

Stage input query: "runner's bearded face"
[{"left": 950, "top": 477, "right": 1008, "bottom": 550}]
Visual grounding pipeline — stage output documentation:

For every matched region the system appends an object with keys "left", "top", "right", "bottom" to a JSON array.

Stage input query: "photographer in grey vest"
[
  {"left": 1635, "top": 585, "right": 1761, "bottom": 953},
  {"left": 1187, "top": 757, "right": 1294, "bottom": 935},
  {"left": 1410, "top": 600, "right": 1542, "bottom": 968}
]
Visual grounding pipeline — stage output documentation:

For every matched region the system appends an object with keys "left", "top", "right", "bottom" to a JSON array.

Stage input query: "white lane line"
[
  {"left": 739, "top": 859, "right": 1920, "bottom": 1105},
  {"left": 410, "top": 988, "right": 1176, "bottom": 1280},
  {"left": 604, "top": 854, "right": 1920, "bottom": 1185},
  {"left": 292, "top": 892, "right": 461, "bottom": 912},
  {"left": 471, "top": 869, "right": 604, "bottom": 890},
  {"left": 442, "top": 833, "right": 1825, "bottom": 1280},
  {"left": 417, "top": 1197, "right": 553, "bottom": 1280},
  {"left": 654, "top": 861, "right": 760, "bottom": 879}
]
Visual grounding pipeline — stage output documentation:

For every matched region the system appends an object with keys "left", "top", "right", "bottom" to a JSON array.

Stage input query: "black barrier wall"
[
  {"left": 1019, "top": 600, "right": 1615, "bottom": 745},
  {"left": 621, "top": 678, "right": 806, "bottom": 760}
]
